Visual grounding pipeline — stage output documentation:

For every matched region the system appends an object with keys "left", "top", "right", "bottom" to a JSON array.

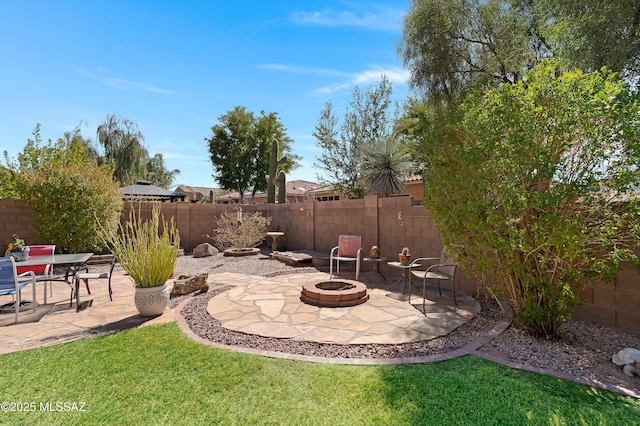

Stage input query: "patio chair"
[
  {"left": 0, "top": 257, "right": 37, "bottom": 323},
  {"left": 329, "top": 235, "right": 362, "bottom": 280},
  {"left": 16, "top": 244, "right": 55, "bottom": 299},
  {"left": 408, "top": 248, "right": 458, "bottom": 311},
  {"left": 73, "top": 256, "right": 117, "bottom": 304}
]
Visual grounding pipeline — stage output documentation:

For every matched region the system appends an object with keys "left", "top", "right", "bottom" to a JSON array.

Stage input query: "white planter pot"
[{"left": 134, "top": 284, "right": 169, "bottom": 317}]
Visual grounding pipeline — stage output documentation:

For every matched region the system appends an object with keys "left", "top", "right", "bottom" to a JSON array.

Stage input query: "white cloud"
[
  {"left": 104, "top": 78, "right": 172, "bottom": 94},
  {"left": 263, "top": 63, "right": 410, "bottom": 97},
  {"left": 260, "top": 64, "right": 349, "bottom": 78},
  {"left": 311, "top": 66, "right": 410, "bottom": 96},
  {"left": 289, "top": 6, "right": 404, "bottom": 31},
  {"left": 76, "top": 66, "right": 172, "bottom": 94}
]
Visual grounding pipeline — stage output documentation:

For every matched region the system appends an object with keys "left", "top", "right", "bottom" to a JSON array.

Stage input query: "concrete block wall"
[
  {"left": 573, "top": 259, "right": 640, "bottom": 333},
  {"left": 0, "top": 200, "right": 36, "bottom": 249},
  {"left": 1, "top": 198, "right": 638, "bottom": 335}
]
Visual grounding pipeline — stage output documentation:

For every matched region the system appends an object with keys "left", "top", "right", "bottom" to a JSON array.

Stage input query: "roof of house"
[
  {"left": 215, "top": 180, "right": 331, "bottom": 203},
  {"left": 174, "top": 185, "right": 220, "bottom": 202}
]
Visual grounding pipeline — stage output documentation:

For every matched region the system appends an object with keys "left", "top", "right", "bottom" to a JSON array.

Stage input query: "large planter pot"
[{"left": 134, "top": 284, "right": 169, "bottom": 317}]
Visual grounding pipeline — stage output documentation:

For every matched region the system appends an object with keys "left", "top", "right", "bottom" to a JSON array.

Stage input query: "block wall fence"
[{"left": 1, "top": 197, "right": 638, "bottom": 335}]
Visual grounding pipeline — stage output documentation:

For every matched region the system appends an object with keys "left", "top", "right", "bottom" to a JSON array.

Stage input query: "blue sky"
[{"left": 0, "top": 0, "right": 411, "bottom": 189}]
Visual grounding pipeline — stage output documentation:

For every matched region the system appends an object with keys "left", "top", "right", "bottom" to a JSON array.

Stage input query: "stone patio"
[{"left": 0, "top": 267, "right": 479, "bottom": 356}]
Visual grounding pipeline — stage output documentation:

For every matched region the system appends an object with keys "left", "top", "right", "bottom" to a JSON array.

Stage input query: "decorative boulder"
[
  {"left": 171, "top": 273, "right": 209, "bottom": 297},
  {"left": 612, "top": 348, "right": 640, "bottom": 377},
  {"left": 193, "top": 243, "right": 218, "bottom": 258}
]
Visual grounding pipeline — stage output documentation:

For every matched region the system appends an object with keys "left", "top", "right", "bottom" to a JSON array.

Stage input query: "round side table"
[{"left": 362, "top": 256, "right": 387, "bottom": 283}]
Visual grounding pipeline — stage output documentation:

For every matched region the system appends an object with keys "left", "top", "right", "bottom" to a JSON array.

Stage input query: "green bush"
[
  {"left": 424, "top": 61, "right": 640, "bottom": 338},
  {"left": 22, "top": 162, "right": 122, "bottom": 253}
]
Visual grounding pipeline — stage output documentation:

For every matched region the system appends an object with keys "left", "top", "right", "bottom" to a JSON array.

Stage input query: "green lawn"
[{"left": 0, "top": 323, "right": 638, "bottom": 425}]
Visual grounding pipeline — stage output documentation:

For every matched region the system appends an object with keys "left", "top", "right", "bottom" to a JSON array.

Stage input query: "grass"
[{"left": 0, "top": 322, "right": 638, "bottom": 425}]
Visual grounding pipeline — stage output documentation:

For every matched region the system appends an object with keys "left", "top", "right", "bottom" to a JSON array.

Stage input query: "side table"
[
  {"left": 386, "top": 261, "right": 421, "bottom": 301},
  {"left": 362, "top": 256, "right": 387, "bottom": 283},
  {"left": 266, "top": 232, "right": 285, "bottom": 252}
]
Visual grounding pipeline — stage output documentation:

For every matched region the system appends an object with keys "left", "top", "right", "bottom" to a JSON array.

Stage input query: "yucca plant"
[
  {"left": 361, "top": 136, "right": 416, "bottom": 198},
  {"left": 100, "top": 203, "right": 180, "bottom": 288}
]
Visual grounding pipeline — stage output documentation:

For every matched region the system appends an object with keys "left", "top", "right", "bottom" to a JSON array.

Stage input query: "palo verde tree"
[
  {"left": 313, "top": 75, "right": 397, "bottom": 199},
  {"left": 205, "top": 106, "right": 298, "bottom": 203},
  {"left": 426, "top": 61, "right": 640, "bottom": 338}
]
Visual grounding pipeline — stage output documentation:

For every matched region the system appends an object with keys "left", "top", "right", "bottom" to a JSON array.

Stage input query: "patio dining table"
[{"left": 17, "top": 252, "right": 94, "bottom": 307}]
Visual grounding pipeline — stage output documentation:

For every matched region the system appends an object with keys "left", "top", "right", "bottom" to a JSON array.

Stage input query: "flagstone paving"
[
  {"left": 0, "top": 267, "right": 479, "bottom": 355},
  {"left": 207, "top": 272, "right": 480, "bottom": 345}
]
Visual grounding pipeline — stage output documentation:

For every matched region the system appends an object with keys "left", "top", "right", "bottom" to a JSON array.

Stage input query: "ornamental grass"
[{"left": 100, "top": 203, "right": 180, "bottom": 288}]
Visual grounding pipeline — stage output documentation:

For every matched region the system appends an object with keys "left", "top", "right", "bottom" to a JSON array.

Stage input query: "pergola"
[{"left": 119, "top": 180, "right": 187, "bottom": 202}]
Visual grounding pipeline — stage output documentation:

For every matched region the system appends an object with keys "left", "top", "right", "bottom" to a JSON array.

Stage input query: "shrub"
[
  {"left": 209, "top": 210, "right": 271, "bottom": 250},
  {"left": 22, "top": 161, "right": 122, "bottom": 253},
  {"left": 424, "top": 61, "right": 640, "bottom": 338}
]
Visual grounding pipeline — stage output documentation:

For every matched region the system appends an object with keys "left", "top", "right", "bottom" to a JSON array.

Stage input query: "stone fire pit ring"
[{"left": 301, "top": 279, "right": 369, "bottom": 308}]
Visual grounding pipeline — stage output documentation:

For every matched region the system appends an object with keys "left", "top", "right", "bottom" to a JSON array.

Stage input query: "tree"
[
  {"left": 2, "top": 124, "right": 122, "bottom": 253},
  {"left": 400, "top": 0, "right": 640, "bottom": 104},
  {"left": 313, "top": 76, "right": 396, "bottom": 199},
  {"left": 425, "top": 61, "right": 640, "bottom": 338},
  {"left": 23, "top": 161, "right": 123, "bottom": 253},
  {"left": 400, "top": 0, "right": 543, "bottom": 105},
  {"left": 361, "top": 136, "right": 416, "bottom": 198},
  {"left": 96, "top": 115, "right": 148, "bottom": 185},
  {"left": 1, "top": 124, "right": 95, "bottom": 199},
  {"left": 205, "top": 106, "right": 298, "bottom": 203},
  {"left": 540, "top": 0, "right": 640, "bottom": 79},
  {"left": 145, "top": 153, "right": 180, "bottom": 189}
]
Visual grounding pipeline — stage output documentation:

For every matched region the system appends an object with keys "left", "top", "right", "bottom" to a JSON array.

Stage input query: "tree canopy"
[
  {"left": 205, "top": 106, "right": 299, "bottom": 203},
  {"left": 0, "top": 124, "right": 122, "bottom": 253},
  {"left": 313, "top": 76, "right": 399, "bottom": 199},
  {"left": 399, "top": 0, "right": 640, "bottom": 104}
]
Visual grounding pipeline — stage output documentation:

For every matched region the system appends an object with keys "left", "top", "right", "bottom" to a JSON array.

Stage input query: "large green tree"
[
  {"left": 426, "top": 61, "right": 640, "bottom": 338},
  {"left": 95, "top": 115, "right": 181, "bottom": 188},
  {"left": 205, "top": 106, "right": 298, "bottom": 203},
  {"left": 96, "top": 115, "right": 149, "bottom": 185},
  {"left": 399, "top": 0, "right": 640, "bottom": 104},
  {"left": 145, "top": 153, "right": 180, "bottom": 189},
  {"left": 313, "top": 76, "right": 397, "bottom": 199}
]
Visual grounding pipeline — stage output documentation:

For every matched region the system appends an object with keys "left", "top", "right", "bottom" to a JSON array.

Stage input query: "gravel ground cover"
[{"left": 172, "top": 252, "right": 640, "bottom": 396}]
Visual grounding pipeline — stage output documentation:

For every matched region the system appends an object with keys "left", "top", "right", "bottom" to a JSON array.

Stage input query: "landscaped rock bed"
[{"left": 172, "top": 252, "right": 640, "bottom": 396}]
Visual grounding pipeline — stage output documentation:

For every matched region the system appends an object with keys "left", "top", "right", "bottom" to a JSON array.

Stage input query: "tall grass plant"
[{"left": 100, "top": 203, "right": 179, "bottom": 288}]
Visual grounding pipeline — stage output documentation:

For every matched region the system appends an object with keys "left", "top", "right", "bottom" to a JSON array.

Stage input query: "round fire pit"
[{"left": 301, "top": 279, "right": 368, "bottom": 308}]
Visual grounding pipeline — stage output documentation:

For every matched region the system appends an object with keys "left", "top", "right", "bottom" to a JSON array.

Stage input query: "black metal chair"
[{"left": 408, "top": 249, "right": 458, "bottom": 311}]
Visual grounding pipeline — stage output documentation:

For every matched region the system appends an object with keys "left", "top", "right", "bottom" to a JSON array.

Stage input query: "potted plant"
[
  {"left": 398, "top": 247, "right": 411, "bottom": 265},
  {"left": 369, "top": 245, "right": 380, "bottom": 258},
  {"left": 100, "top": 203, "right": 180, "bottom": 316}
]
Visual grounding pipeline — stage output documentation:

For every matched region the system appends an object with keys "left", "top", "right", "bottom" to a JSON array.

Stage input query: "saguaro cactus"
[
  {"left": 267, "top": 139, "right": 287, "bottom": 204},
  {"left": 278, "top": 170, "right": 286, "bottom": 204}
]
